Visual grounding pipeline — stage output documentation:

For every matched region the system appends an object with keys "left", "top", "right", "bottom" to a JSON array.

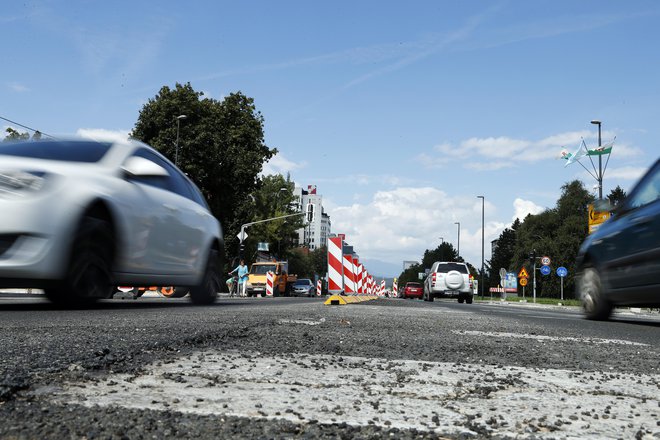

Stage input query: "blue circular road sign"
[
  {"left": 540, "top": 265, "right": 551, "bottom": 276},
  {"left": 556, "top": 266, "right": 568, "bottom": 277}
]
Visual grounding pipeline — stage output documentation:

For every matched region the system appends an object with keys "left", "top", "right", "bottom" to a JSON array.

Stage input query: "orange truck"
[{"left": 245, "top": 261, "right": 297, "bottom": 297}]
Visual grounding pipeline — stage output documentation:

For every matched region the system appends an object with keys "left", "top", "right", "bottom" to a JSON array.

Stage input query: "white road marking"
[
  {"left": 452, "top": 330, "right": 650, "bottom": 346},
  {"left": 53, "top": 351, "right": 660, "bottom": 439}
]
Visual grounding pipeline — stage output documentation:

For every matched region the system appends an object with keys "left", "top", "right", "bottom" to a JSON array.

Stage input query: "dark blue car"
[{"left": 576, "top": 158, "right": 660, "bottom": 320}]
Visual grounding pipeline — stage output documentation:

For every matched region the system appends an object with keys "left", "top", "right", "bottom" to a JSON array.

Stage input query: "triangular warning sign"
[{"left": 518, "top": 267, "right": 529, "bottom": 278}]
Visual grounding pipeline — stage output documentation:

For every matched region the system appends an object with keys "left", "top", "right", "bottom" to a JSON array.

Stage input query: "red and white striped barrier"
[
  {"left": 356, "top": 263, "right": 364, "bottom": 294},
  {"left": 392, "top": 279, "right": 398, "bottom": 297},
  {"left": 316, "top": 279, "right": 322, "bottom": 296},
  {"left": 343, "top": 254, "right": 355, "bottom": 294},
  {"left": 266, "top": 271, "right": 274, "bottom": 297},
  {"left": 380, "top": 280, "right": 386, "bottom": 297},
  {"left": 327, "top": 237, "right": 343, "bottom": 294}
]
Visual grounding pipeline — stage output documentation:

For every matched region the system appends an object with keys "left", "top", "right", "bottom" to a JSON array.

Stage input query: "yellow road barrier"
[{"left": 324, "top": 295, "right": 380, "bottom": 306}]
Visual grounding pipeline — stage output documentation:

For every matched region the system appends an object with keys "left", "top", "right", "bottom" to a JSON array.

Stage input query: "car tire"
[
  {"left": 466, "top": 296, "right": 473, "bottom": 304},
  {"left": 45, "top": 216, "right": 114, "bottom": 306},
  {"left": 457, "top": 297, "right": 465, "bottom": 304},
  {"left": 273, "top": 286, "right": 280, "bottom": 297},
  {"left": 190, "top": 248, "right": 221, "bottom": 305},
  {"left": 578, "top": 266, "right": 612, "bottom": 320}
]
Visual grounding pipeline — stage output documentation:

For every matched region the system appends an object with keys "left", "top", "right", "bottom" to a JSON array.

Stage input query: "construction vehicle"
[{"left": 245, "top": 261, "right": 297, "bottom": 297}]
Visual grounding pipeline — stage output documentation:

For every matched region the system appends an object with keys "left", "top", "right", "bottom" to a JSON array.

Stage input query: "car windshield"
[
  {"left": 250, "top": 264, "right": 277, "bottom": 274},
  {"left": 294, "top": 279, "right": 312, "bottom": 286},
  {"left": 0, "top": 140, "right": 112, "bottom": 163},
  {"left": 436, "top": 263, "right": 468, "bottom": 273}
]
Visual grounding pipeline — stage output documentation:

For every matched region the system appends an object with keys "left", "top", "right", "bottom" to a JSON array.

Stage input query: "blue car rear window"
[{"left": 0, "top": 140, "right": 112, "bottom": 163}]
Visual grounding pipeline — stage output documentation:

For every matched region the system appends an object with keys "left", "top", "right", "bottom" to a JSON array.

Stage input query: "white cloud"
[
  {"left": 417, "top": 130, "right": 605, "bottom": 170},
  {"left": 327, "top": 187, "right": 508, "bottom": 271},
  {"left": 8, "top": 82, "right": 29, "bottom": 93},
  {"left": 512, "top": 198, "right": 545, "bottom": 221},
  {"left": 261, "top": 152, "right": 305, "bottom": 176},
  {"left": 76, "top": 128, "right": 130, "bottom": 143},
  {"left": 599, "top": 166, "right": 647, "bottom": 181}
]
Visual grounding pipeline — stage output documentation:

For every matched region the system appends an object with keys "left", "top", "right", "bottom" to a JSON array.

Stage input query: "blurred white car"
[{"left": 0, "top": 138, "right": 223, "bottom": 305}]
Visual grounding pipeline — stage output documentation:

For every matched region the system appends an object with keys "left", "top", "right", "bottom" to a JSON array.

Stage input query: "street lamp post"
[
  {"left": 175, "top": 114, "right": 187, "bottom": 166},
  {"left": 439, "top": 237, "right": 444, "bottom": 261},
  {"left": 477, "top": 195, "right": 485, "bottom": 298},
  {"left": 591, "top": 120, "right": 603, "bottom": 199},
  {"left": 454, "top": 222, "right": 460, "bottom": 259}
]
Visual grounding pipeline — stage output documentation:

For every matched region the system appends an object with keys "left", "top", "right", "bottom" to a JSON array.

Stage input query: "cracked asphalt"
[{"left": 0, "top": 294, "right": 659, "bottom": 439}]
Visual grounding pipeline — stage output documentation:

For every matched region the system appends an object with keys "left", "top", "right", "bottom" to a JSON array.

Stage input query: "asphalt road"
[{"left": 0, "top": 293, "right": 658, "bottom": 439}]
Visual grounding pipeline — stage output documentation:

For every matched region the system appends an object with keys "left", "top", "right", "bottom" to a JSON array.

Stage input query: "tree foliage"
[
  {"left": 3, "top": 127, "right": 30, "bottom": 142},
  {"left": 130, "top": 83, "right": 276, "bottom": 266},
  {"left": 607, "top": 185, "right": 627, "bottom": 208}
]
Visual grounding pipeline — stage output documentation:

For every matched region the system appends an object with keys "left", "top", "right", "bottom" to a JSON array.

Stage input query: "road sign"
[
  {"left": 518, "top": 267, "right": 529, "bottom": 278},
  {"left": 541, "top": 256, "right": 551, "bottom": 266},
  {"left": 540, "top": 265, "right": 551, "bottom": 276},
  {"left": 237, "top": 231, "right": 248, "bottom": 241},
  {"left": 556, "top": 266, "right": 568, "bottom": 277},
  {"left": 499, "top": 268, "right": 507, "bottom": 279},
  {"left": 519, "top": 277, "right": 528, "bottom": 286}
]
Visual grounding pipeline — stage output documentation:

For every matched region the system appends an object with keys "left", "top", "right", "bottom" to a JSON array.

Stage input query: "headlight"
[
  {"left": 246, "top": 282, "right": 252, "bottom": 288},
  {"left": 0, "top": 171, "right": 47, "bottom": 196}
]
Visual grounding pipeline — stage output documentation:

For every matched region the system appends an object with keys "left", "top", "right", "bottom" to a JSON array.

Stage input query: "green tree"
[
  {"left": 287, "top": 248, "right": 314, "bottom": 278},
  {"left": 607, "top": 185, "right": 627, "bottom": 208},
  {"left": 3, "top": 127, "right": 29, "bottom": 141},
  {"left": 131, "top": 83, "right": 276, "bottom": 266},
  {"left": 310, "top": 246, "right": 328, "bottom": 278},
  {"left": 512, "top": 180, "right": 593, "bottom": 298}
]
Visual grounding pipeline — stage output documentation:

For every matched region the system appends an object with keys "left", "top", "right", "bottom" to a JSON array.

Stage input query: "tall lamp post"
[
  {"left": 439, "top": 237, "right": 444, "bottom": 261},
  {"left": 454, "top": 222, "right": 460, "bottom": 260},
  {"left": 175, "top": 114, "right": 187, "bottom": 166},
  {"left": 590, "top": 120, "right": 603, "bottom": 199},
  {"left": 477, "top": 195, "right": 485, "bottom": 297}
]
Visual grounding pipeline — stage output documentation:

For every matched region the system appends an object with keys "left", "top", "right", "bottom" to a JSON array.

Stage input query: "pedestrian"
[{"left": 229, "top": 259, "right": 249, "bottom": 297}]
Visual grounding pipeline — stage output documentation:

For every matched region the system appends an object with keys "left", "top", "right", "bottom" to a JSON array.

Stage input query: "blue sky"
[{"left": 2, "top": 1, "right": 659, "bottom": 276}]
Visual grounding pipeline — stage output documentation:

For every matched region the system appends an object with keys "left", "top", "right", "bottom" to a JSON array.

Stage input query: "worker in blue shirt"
[{"left": 229, "top": 259, "right": 249, "bottom": 297}]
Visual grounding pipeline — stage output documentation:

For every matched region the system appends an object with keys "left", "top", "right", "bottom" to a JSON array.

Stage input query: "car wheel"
[
  {"left": 190, "top": 248, "right": 221, "bottom": 305},
  {"left": 273, "top": 286, "right": 280, "bottom": 297},
  {"left": 44, "top": 216, "right": 114, "bottom": 306},
  {"left": 578, "top": 266, "right": 612, "bottom": 320},
  {"left": 457, "top": 297, "right": 465, "bottom": 304},
  {"left": 466, "top": 296, "right": 473, "bottom": 304}
]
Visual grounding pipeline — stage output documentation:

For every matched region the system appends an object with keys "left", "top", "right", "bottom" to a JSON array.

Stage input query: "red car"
[{"left": 403, "top": 282, "right": 423, "bottom": 299}]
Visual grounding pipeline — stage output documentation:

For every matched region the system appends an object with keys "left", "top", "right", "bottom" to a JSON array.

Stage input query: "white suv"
[{"left": 423, "top": 262, "right": 474, "bottom": 303}]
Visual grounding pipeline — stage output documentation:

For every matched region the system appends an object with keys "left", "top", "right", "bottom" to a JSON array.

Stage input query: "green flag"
[{"left": 588, "top": 138, "right": 615, "bottom": 156}]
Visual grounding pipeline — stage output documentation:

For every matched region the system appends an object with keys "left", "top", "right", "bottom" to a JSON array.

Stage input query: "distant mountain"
[{"left": 360, "top": 258, "right": 402, "bottom": 279}]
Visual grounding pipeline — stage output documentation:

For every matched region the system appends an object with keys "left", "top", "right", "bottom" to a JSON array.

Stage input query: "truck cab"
[{"left": 245, "top": 261, "right": 296, "bottom": 297}]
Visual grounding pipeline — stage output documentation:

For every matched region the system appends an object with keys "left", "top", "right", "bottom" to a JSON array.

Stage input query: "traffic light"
[{"left": 528, "top": 250, "right": 536, "bottom": 266}]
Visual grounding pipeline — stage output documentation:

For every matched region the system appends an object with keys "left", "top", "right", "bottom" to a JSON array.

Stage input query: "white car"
[
  {"left": 423, "top": 261, "right": 474, "bottom": 303},
  {"left": 0, "top": 138, "right": 224, "bottom": 305}
]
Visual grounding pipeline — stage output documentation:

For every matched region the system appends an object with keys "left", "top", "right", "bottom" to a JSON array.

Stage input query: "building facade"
[{"left": 293, "top": 185, "right": 331, "bottom": 251}]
